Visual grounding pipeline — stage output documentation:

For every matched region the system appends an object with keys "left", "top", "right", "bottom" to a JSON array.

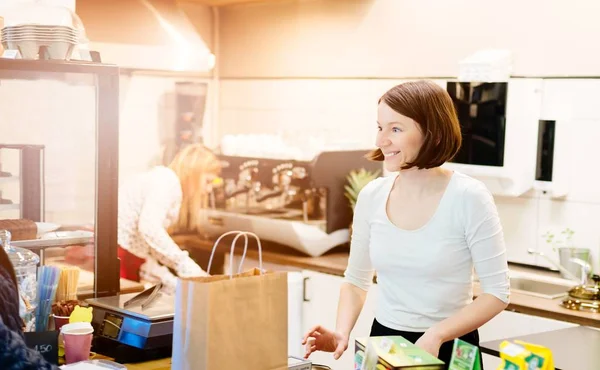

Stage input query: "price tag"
[{"left": 24, "top": 331, "right": 59, "bottom": 365}]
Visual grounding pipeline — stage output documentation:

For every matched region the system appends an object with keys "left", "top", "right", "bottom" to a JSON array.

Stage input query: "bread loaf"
[{"left": 0, "top": 219, "right": 37, "bottom": 241}]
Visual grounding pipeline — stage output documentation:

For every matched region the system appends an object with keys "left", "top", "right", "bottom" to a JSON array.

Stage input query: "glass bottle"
[{"left": 0, "top": 229, "right": 40, "bottom": 329}]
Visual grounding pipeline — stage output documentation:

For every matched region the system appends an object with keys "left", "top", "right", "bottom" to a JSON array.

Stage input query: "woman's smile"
[{"left": 383, "top": 151, "right": 400, "bottom": 158}]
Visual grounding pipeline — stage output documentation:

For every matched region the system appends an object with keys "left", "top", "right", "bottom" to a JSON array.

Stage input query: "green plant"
[
  {"left": 543, "top": 227, "right": 575, "bottom": 252},
  {"left": 344, "top": 168, "right": 381, "bottom": 210}
]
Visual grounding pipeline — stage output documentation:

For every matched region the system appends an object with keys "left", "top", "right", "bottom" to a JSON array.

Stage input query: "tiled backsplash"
[{"left": 218, "top": 78, "right": 600, "bottom": 273}]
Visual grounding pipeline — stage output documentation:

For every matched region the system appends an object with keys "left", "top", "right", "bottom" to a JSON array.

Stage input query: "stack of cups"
[
  {"left": 53, "top": 314, "right": 70, "bottom": 331},
  {"left": 60, "top": 322, "right": 94, "bottom": 364}
]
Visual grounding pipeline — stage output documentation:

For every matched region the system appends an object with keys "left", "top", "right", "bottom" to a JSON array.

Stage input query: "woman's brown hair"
[{"left": 367, "top": 80, "right": 462, "bottom": 170}]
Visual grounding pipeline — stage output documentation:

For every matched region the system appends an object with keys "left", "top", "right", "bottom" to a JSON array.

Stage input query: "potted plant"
[
  {"left": 542, "top": 228, "right": 592, "bottom": 280},
  {"left": 344, "top": 168, "right": 381, "bottom": 211},
  {"left": 542, "top": 228, "right": 576, "bottom": 252},
  {"left": 344, "top": 168, "right": 381, "bottom": 237}
]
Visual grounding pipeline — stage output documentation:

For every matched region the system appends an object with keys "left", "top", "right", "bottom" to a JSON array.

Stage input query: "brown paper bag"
[{"left": 172, "top": 231, "right": 288, "bottom": 370}]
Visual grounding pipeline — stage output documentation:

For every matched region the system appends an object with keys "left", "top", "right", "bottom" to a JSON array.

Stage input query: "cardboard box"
[{"left": 355, "top": 336, "right": 445, "bottom": 370}]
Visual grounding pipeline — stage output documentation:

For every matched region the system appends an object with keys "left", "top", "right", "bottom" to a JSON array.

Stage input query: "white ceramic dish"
[
  {"left": 35, "top": 222, "right": 61, "bottom": 237},
  {"left": 40, "top": 230, "right": 93, "bottom": 240}
]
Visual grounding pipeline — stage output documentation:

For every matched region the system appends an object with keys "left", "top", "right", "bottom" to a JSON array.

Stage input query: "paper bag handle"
[
  {"left": 206, "top": 230, "right": 263, "bottom": 277},
  {"left": 230, "top": 231, "right": 263, "bottom": 275}
]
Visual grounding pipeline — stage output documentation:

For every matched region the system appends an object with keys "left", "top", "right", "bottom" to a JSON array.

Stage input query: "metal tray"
[{"left": 12, "top": 230, "right": 93, "bottom": 249}]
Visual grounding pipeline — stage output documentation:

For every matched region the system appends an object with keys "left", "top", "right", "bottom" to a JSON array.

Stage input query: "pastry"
[{"left": 0, "top": 219, "right": 38, "bottom": 241}]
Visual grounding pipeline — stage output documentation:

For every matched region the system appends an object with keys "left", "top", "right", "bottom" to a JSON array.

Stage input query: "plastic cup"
[
  {"left": 61, "top": 322, "right": 93, "bottom": 364},
  {"left": 53, "top": 315, "right": 70, "bottom": 331}
]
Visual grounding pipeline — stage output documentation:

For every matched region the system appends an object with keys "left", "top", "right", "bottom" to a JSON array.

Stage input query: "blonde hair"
[{"left": 168, "top": 144, "right": 220, "bottom": 233}]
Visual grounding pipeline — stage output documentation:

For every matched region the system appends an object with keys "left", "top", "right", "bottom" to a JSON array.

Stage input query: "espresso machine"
[{"left": 201, "top": 150, "right": 381, "bottom": 256}]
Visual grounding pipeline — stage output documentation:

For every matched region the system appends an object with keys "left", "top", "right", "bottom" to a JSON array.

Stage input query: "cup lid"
[{"left": 60, "top": 321, "right": 93, "bottom": 335}]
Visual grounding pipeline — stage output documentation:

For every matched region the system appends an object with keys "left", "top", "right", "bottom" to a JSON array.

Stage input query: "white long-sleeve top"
[
  {"left": 118, "top": 166, "right": 205, "bottom": 293},
  {"left": 344, "top": 171, "right": 510, "bottom": 332}
]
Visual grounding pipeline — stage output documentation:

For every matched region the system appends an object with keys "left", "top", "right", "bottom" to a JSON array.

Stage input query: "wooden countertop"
[
  {"left": 125, "top": 358, "right": 172, "bottom": 370},
  {"left": 481, "top": 326, "right": 600, "bottom": 370},
  {"left": 174, "top": 233, "right": 600, "bottom": 328},
  {"left": 92, "top": 354, "right": 171, "bottom": 370},
  {"left": 473, "top": 283, "right": 600, "bottom": 328},
  {"left": 174, "top": 233, "right": 351, "bottom": 276}
]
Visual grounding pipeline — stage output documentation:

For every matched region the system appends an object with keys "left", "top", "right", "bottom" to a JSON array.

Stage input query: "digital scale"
[{"left": 85, "top": 285, "right": 174, "bottom": 355}]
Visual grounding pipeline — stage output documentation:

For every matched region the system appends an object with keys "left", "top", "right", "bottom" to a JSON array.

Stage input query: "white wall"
[{"left": 218, "top": 0, "right": 600, "bottom": 78}]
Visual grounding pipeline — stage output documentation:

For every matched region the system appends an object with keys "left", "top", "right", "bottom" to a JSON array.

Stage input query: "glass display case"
[{"left": 0, "top": 58, "right": 119, "bottom": 298}]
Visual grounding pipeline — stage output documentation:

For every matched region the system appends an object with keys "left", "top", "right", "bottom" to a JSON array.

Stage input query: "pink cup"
[
  {"left": 53, "top": 315, "right": 70, "bottom": 331},
  {"left": 61, "top": 322, "right": 94, "bottom": 364}
]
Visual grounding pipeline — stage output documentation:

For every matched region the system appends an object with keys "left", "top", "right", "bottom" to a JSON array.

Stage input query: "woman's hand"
[
  {"left": 176, "top": 254, "right": 208, "bottom": 278},
  {"left": 301, "top": 325, "right": 348, "bottom": 360},
  {"left": 414, "top": 328, "right": 444, "bottom": 358}
]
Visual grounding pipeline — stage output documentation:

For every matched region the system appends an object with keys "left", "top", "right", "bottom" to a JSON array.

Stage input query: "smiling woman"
[
  {"left": 303, "top": 80, "right": 510, "bottom": 370},
  {"left": 367, "top": 80, "right": 462, "bottom": 171}
]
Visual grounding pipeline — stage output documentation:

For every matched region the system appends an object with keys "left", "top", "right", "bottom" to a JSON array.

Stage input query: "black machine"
[{"left": 201, "top": 150, "right": 382, "bottom": 256}]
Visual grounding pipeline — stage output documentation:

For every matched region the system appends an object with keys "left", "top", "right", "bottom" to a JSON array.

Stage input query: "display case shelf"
[
  {"left": 0, "top": 176, "right": 19, "bottom": 184},
  {"left": 0, "top": 203, "right": 20, "bottom": 210},
  {"left": 0, "top": 58, "right": 118, "bottom": 81},
  {"left": 12, "top": 235, "right": 93, "bottom": 249},
  {"left": 0, "top": 144, "right": 44, "bottom": 221},
  {"left": 0, "top": 58, "right": 120, "bottom": 298}
]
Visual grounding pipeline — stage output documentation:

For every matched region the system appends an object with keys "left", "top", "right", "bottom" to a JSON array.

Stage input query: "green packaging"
[
  {"left": 354, "top": 336, "right": 445, "bottom": 369},
  {"left": 448, "top": 339, "right": 482, "bottom": 370}
]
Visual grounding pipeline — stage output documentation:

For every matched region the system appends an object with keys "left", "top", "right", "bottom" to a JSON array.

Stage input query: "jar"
[{"left": 0, "top": 229, "right": 40, "bottom": 327}]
